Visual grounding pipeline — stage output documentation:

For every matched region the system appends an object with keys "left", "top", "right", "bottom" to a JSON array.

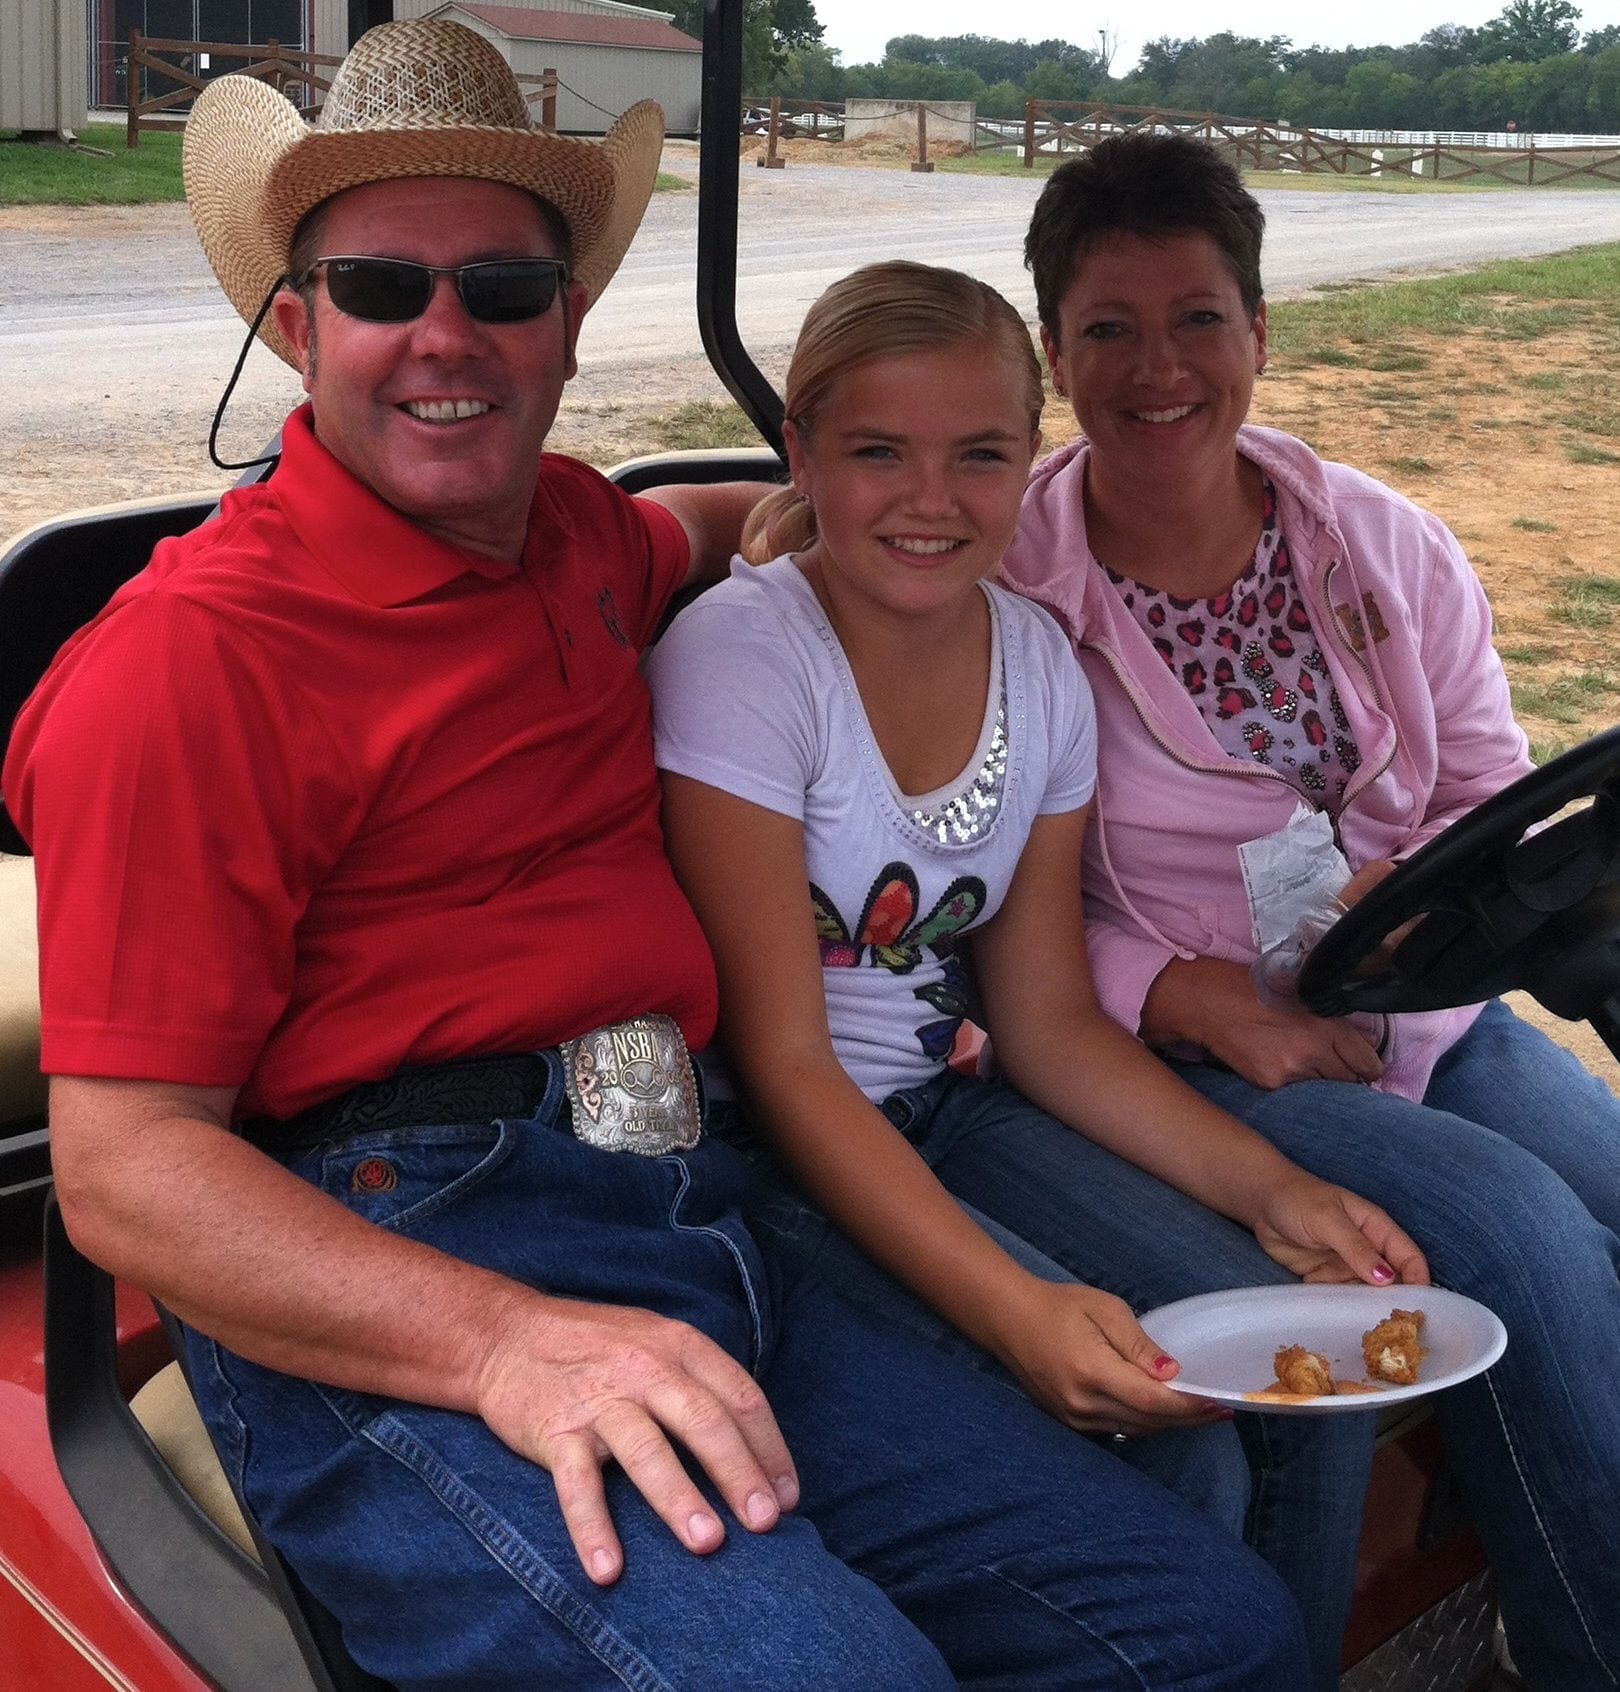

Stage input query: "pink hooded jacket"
[{"left": 1001, "top": 424, "right": 1531, "bottom": 1101}]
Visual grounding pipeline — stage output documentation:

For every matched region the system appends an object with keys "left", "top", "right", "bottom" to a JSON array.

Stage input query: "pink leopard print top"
[{"left": 1103, "top": 480, "right": 1363, "bottom": 809}]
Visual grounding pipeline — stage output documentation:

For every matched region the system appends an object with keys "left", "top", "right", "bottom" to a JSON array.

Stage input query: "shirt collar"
[{"left": 270, "top": 405, "right": 524, "bottom": 606}]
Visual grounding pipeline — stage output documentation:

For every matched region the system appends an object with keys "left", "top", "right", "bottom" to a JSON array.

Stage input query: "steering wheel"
[{"left": 1298, "top": 726, "right": 1620, "bottom": 1048}]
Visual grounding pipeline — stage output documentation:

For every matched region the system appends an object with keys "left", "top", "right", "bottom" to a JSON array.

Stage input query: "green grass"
[
  {"left": 0, "top": 125, "right": 185, "bottom": 205},
  {"left": 1565, "top": 442, "right": 1620, "bottom": 465},
  {"left": 1385, "top": 456, "right": 1436, "bottom": 475},
  {"left": 1548, "top": 571, "right": 1620, "bottom": 628},
  {"left": 1497, "top": 643, "right": 1553, "bottom": 664},
  {"left": 1295, "top": 347, "right": 1361, "bottom": 367},
  {"left": 0, "top": 125, "right": 690, "bottom": 205},
  {"left": 1268, "top": 243, "right": 1620, "bottom": 363},
  {"left": 1511, "top": 667, "right": 1619, "bottom": 722},
  {"left": 1530, "top": 736, "right": 1576, "bottom": 764},
  {"left": 648, "top": 399, "right": 758, "bottom": 451},
  {"left": 1511, "top": 517, "right": 1558, "bottom": 533},
  {"left": 1525, "top": 371, "right": 1569, "bottom": 391}
]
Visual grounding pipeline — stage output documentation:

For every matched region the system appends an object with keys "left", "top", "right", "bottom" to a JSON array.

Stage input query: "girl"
[{"left": 646, "top": 262, "right": 1425, "bottom": 1690}]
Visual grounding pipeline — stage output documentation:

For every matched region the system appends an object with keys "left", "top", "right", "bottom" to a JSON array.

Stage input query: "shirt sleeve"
[
  {"left": 5, "top": 592, "right": 358, "bottom": 1087},
  {"left": 1028, "top": 602, "right": 1099, "bottom": 814},
  {"left": 1402, "top": 516, "right": 1531, "bottom": 855},
  {"left": 645, "top": 576, "right": 818, "bottom": 821}
]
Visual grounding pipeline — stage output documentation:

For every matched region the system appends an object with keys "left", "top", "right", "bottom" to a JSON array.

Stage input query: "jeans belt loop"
[{"left": 560, "top": 1013, "right": 702, "bottom": 1156}]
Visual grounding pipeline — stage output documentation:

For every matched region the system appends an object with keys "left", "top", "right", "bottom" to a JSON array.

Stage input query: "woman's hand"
[
  {"left": 992, "top": 1277, "right": 1231, "bottom": 1436},
  {"left": 1252, "top": 1173, "right": 1430, "bottom": 1288},
  {"left": 1142, "top": 956, "right": 1382, "bottom": 1089}
]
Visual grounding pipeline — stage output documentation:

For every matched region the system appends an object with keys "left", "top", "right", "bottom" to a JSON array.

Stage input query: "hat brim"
[{"left": 183, "top": 77, "right": 663, "bottom": 368}]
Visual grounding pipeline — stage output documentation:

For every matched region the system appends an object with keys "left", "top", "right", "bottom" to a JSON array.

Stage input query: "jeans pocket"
[{"left": 310, "top": 1119, "right": 517, "bottom": 1235}]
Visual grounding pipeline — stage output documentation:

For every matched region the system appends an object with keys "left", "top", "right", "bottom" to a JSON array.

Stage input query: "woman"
[
  {"left": 647, "top": 260, "right": 1427, "bottom": 1692},
  {"left": 1003, "top": 129, "right": 1620, "bottom": 1690}
]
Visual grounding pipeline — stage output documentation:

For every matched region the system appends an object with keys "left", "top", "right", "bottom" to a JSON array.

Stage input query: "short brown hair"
[{"left": 1025, "top": 132, "right": 1265, "bottom": 344}]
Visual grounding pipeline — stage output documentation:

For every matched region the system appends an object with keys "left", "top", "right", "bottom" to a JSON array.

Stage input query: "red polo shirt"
[{"left": 5, "top": 406, "right": 717, "bottom": 1121}]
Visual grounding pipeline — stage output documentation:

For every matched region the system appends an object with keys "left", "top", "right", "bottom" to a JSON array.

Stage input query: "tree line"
[{"left": 761, "top": 1, "right": 1620, "bottom": 135}]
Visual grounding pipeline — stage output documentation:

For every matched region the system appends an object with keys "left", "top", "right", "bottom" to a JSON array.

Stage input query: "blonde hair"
[{"left": 743, "top": 261, "right": 1044, "bottom": 564}]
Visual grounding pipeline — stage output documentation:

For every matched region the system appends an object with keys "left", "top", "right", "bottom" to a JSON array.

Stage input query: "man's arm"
[
  {"left": 637, "top": 481, "right": 773, "bottom": 590},
  {"left": 50, "top": 1075, "right": 798, "bottom": 1584}
]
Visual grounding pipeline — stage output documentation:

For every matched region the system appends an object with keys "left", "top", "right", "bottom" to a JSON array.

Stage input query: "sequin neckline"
[{"left": 904, "top": 691, "right": 1009, "bottom": 846}]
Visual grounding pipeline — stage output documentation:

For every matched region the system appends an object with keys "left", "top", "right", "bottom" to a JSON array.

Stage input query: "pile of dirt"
[{"left": 738, "top": 134, "right": 972, "bottom": 166}]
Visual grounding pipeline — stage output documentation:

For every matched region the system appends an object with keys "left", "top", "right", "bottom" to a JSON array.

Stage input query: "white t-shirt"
[{"left": 648, "top": 555, "right": 1098, "bottom": 1101}]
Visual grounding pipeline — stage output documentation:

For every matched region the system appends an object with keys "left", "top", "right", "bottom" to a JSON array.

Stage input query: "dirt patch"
[{"left": 739, "top": 134, "right": 972, "bottom": 167}]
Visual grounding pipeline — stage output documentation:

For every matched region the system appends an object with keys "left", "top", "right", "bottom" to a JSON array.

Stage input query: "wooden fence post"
[
  {"left": 911, "top": 103, "right": 934, "bottom": 172},
  {"left": 1526, "top": 141, "right": 1536, "bottom": 185},
  {"left": 759, "top": 95, "right": 785, "bottom": 168},
  {"left": 126, "top": 28, "right": 142, "bottom": 149},
  {"left": 542, "top": 67, "right": 556, "bottom": 130},
  {"left": 1023, "top": 98, "right": 1035, "bottom": 168}
]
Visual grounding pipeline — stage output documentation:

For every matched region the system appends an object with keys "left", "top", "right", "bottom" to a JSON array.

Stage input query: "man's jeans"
[
  {"left": 718, "top": 1076, "right": 1374, "bottom": 1692},
  {"left": 182, "top": 1050, "right": 1307, "bottom": 1691},
  {"left": 1174, "top": 999, "right": 1620, "bottom": 1692}
]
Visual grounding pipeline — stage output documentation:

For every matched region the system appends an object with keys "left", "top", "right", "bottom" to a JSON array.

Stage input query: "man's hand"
[
  {"left": 474, "top": 1295, "right": 799, "bottom": 1585},
  {"left": 991, "top": 1278, "right": 1230, "bottom": 1438},
  {"left": 1252, "top": 1174, "right": 1430, "bottom": 1288},
  {"left": 1143, "top": 956, "right": 1382, "bottom": 1089}
]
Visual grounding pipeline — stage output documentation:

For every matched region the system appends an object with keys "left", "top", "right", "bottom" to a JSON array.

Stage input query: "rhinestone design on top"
[{"left": 908, "top": 695, "right": 1009, "bottom": 846}]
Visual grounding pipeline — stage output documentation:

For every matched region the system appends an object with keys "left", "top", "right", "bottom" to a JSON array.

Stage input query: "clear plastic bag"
[{"left": 1250, "top": 893, "right": 1349, "bottom": 1009}]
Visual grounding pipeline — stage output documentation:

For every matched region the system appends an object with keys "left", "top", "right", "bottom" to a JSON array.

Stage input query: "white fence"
[{"left": 1314, "top": 127, "right": 1620, "bottom": 150}]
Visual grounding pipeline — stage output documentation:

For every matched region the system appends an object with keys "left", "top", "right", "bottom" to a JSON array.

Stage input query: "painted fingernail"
[
  {"left": 744, "top": 1490, "right": 776, "bottom": 1529},
  {"left": 1153, "top": 1355, "right": 1176, "bottom": 1373},
  {"left": 1371, "top": 1262, "right": 1394, "bottom": 1282},
  {"left": 773, "top": 1474, "right": 799, "bottom": 1509},
  {"left": 590, "top": 1548, "right": 617, "bottom": 1581}
]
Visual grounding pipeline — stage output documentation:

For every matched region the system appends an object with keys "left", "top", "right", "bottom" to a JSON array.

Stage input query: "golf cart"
[{"left": 3, "top": 0, "right": 1618, "bottom": 1684}]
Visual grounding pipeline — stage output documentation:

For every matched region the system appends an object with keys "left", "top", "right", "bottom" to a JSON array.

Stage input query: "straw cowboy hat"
[{"left": 182, "top": 17, "right": 664, "bottom": 367}]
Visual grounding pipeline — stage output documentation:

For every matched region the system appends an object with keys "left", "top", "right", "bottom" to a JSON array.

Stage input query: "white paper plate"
[{"left": 1139, "top": 1284, "right": 1507, "bottom": 1414}]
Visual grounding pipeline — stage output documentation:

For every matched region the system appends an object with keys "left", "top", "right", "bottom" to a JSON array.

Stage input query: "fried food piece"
[
  {"left": 1272, "top": 1345, "right": 1336, "bottom": 1396},
  {"left": 1362, "top": 1309, "right": 1426, "bottom": 1386}
]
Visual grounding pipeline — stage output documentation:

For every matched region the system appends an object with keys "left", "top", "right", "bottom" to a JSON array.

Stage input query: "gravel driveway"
[{"left": 6, "top": 155, "right": 1620, "bottom": 541}]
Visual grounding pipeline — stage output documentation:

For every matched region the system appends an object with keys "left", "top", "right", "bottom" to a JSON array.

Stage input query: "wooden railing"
[
  {"left": 1019, "top": 99, "right": 1620, "bottom": 185},
  {"left": 125, "top": 33, "right": 558, "bottom": 148}
]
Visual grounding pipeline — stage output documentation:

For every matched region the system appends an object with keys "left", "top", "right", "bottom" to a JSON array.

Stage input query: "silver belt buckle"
[{"left": 561, "top": 1014, "right": 701, "bottom": 1156}]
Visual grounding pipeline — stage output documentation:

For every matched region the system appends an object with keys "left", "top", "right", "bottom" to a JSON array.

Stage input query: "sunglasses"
[{"left": 295, "top": 256, "right": 570, "bottom": 325}]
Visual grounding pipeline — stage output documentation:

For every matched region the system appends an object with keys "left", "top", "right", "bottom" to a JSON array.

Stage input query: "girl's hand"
[
  {"left": 994, "top": 1278, "right": 1231, "bottom": 1437},
  {"left": 1253, "top": 1174, "right": 1430, "bottom": 1288}
]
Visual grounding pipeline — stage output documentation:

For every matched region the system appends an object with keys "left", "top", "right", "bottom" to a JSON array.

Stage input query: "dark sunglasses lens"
[
  {"left": 458, "top": 262, "right": 562, "bottom": 323},
  {"left": 325, "top": 258, "right": 432, "bottom": 323}
]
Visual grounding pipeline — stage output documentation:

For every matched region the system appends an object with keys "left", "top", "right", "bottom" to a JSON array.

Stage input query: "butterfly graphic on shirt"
[{"left": 809, "top": 864, "right": 988, "bottom": 1059}]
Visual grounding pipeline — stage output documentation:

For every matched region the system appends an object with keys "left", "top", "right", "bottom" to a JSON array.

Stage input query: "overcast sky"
[{"left": 809, "top": 0, "right": 1617, "bottom": 77}]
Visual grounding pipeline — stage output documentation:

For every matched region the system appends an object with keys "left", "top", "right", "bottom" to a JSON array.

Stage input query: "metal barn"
[
  {"left": 2, "top": 0, "right": 88, "bottom": 135},
  {"left": 418, "top": 0, "right": 701, "bottom": 135}
]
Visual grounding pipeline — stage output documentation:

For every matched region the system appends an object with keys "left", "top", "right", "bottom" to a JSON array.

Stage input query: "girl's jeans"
[{"left": 715, "top": 1073, "right": 1374, "bottom": 1692}]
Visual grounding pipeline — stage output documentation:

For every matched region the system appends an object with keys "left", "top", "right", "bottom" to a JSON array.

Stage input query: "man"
[{"left": 4, "top": 23, "right": 1304, "bottom": 1688}]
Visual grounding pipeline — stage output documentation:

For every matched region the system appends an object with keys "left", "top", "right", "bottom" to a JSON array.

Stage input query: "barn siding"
[
  {"left": 425, "top": 6, "right": 699, "bottom": 134},
  {"left": 2, "top": 0, "right": 87, "bottom": 132}
]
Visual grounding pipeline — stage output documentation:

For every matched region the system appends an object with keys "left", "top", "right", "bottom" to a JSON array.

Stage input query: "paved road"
[{"left": 5, "top": 160, "right": 1620, "bottom": 529}]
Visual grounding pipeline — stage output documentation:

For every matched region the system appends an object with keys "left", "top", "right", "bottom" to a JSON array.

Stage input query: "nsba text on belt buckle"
[{"left": 561, "top": 1014, "right": 701, "bottom": 1156}]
